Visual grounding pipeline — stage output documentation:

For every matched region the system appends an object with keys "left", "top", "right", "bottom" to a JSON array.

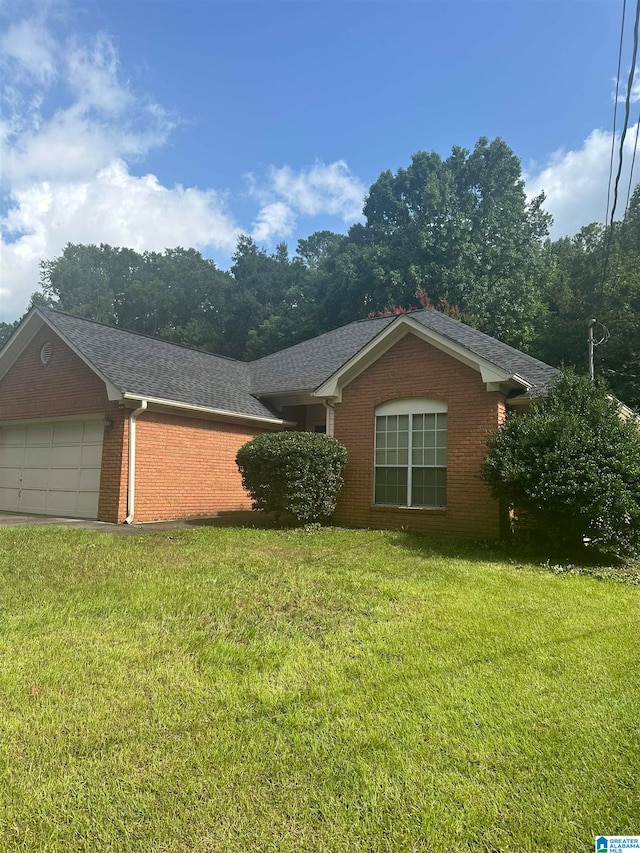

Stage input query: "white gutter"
[
  {"left": 125, "top": 399, "right": 148, "bottom": 524},
  {"left": 121, "top": 392, "right": 288, "bottom": 426}
]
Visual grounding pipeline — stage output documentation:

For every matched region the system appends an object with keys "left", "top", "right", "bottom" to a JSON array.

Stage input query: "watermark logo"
[{"left": 595, "top": 838, "right": 640, "bottom": 852}]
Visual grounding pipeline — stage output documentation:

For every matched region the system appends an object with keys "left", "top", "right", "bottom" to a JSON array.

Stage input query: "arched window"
[{"left": 374, "top": 398, "right": 447, "bottom": 508}]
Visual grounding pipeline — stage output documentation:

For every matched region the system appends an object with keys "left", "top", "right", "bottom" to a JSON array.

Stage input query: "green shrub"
[
  {"left": 482, "top": 371, "right": 640, "bottom": 559},
  {"left": 236, "top": 431, "right": 348, "bottom": 524}
]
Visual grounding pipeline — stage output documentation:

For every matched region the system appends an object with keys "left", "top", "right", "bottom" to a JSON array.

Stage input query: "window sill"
[{"left": 371, "top": 504, "right": 446, "bottom": 514}]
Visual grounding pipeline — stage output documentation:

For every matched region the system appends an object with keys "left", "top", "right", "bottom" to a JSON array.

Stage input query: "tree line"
[{"left": 3, "top": 136, "right": 640, "bottom": 407}]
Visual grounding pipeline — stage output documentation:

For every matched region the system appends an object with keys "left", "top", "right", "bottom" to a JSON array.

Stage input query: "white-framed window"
[{"left": 374, "top": 398, "right": 447, "bottom": 508}]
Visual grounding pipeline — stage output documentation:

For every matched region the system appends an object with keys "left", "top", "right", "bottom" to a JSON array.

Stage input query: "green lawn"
[{"left": 0, "top": 526, "right": 638, "bottom": 852}]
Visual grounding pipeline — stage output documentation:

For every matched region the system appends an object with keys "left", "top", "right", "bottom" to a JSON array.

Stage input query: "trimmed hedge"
[{"left": 236, "top": 431, "right": 348, "bottom": 524}]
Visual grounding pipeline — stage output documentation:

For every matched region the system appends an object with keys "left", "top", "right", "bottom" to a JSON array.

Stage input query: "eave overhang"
[
  {"left": 121, "top": 393, "right": 291, "bottom": 427},
  {"left": 312, "top": 314, "right": 532, "bottom": 402},
  {"left": 252, "top": 389, "right": 319, "bottom": 409}
]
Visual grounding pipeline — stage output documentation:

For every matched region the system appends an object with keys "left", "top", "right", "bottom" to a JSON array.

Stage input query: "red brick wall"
[
  {"left": 0, "top": 326, "right": 110, "bottom": 419},
  {"left": 0, "top": 324, "right": 277, "bottom": 524},
  {"left": 0, "top": 325, "right": 127, "bottom": 522},
  {"left": 131, "top": 411, "right": 270, "bottom": 523},
  {"left": 333, "top": 332, "right": 506, "bottom": 538}
]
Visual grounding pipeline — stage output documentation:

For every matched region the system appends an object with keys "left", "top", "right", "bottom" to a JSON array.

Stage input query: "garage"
[{"left": 0, "top": 420, "right": 104, "bottom": 519}]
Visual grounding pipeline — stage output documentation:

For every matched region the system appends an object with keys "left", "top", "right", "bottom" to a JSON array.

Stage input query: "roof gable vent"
[{"left": 40, "top": 341, "right": 53, "bottom": 365}]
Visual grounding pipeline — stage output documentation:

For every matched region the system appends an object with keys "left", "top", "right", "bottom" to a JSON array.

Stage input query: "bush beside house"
[
  {"left": 236, "top": 432, "right": 348, "bottom": 524},
  {"left": 482, "top": 371, "right": 640, "bottom": 559}
]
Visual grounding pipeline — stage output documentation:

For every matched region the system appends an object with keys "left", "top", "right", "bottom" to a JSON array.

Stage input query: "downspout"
[
  {"left": 125, "top": 399, "right": 148, "bottom": 524},
  {"left": 322, "top": 399, "right": 335, "bottom": 437}
]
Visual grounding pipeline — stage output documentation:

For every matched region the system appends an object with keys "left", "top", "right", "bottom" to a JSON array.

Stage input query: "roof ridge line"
[{"left": 39, "top": 306, "right": 246, "bottom": 365}]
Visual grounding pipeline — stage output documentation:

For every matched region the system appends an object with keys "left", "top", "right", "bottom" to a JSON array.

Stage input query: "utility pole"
[{"left": 588, "top": 318, "right": 596, "bottom": 382}]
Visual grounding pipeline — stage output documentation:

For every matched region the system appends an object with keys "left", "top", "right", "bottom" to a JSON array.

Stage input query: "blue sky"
[{"left": 1, "top": 0, "right": 638, "bottom": 322}]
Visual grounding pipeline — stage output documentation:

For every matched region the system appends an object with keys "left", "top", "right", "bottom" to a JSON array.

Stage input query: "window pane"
[
  {"left": 411, "top": 467, "right": 446, "bottom": 507},
  {"left": 386, "top": 428, "right": 398, "bottom": 451},
  {"left": 375, "top": 405, "right": 446, "bottom": 508},
  {"left": 375, "top": 467, "right": 408, "bottom": 505}
]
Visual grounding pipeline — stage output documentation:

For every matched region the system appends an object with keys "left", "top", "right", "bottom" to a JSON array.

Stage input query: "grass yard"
[{"left": 0, "top": 526, "right": 638, "bottom": 852}]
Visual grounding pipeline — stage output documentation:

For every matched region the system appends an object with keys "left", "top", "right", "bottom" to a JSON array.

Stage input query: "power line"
[
  {"left": 610, "top": 0, "right": 640, "bottom": 227},
  {"left": 624, "top": 111, "right": 640, "bottom": 215},
  {"left": 601, "top": 0, "right": 640, "bottom": 297},
  {"left": 604, "top": 0, "right": 627, "bottom": 231}
]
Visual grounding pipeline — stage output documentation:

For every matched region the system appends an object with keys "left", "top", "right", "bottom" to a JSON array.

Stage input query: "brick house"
[{"left": 0, "top": 306, "right": 558, "bottom": 535}]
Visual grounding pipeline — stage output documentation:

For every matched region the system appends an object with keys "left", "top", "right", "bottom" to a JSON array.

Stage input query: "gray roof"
[
  {"left": 250, "top": 309, "right": 559, "bottom": 399},
  {"left": 249, "top": 315, "right": 396, "bottom": 395},
  {"left": 38, "top": 308, "right": 279, "bottom": 421},
  {"left": 35, "top": 306, "right": 559, "bottom": 418},
  {"left": 409, "top": 310, "right": 559, "bottom": 397}
]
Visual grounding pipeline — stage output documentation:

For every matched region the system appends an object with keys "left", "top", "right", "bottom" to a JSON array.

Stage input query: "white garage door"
[{"left": 0, "top": 420, "right": 104, "bottom": 519}]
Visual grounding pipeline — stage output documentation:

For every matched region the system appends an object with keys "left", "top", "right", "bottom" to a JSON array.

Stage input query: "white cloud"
[
  {"left": 525, "top": 125, "right": 640, "bottom": 239},
  {"left": 0, "top": 9, "right": 367, "bottom": 322},
  {"left": 249, "top": 160, "right": 365, "bottom": 243},
  {"left": 0, "top": 10, "right": 240, "bottom": 322},
  {"left": 251, "top": 201, "right": 296, "bottom": 244},
  {"left": 270, "top": 161, "right": 366, "bottom": 220},
  {"left": 65, "top": 34, "right": 131, "bottom": 114},
  {"left": 1, "top": 161, "right": 241, "bottom": 320},
  {"left": 0, "top": 18, "right": 55, "bottom": 83},
  {"left": 616, "top": 65, "right": 640, "bottom": 104}
]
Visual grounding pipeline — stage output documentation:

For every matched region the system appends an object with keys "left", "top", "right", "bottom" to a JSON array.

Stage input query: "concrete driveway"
[
  {"left": 0, "top": 512, "right": 207, "bottom": 535},
  {"left": 0, "top": 510, "right": 267, "bottom": 535}
]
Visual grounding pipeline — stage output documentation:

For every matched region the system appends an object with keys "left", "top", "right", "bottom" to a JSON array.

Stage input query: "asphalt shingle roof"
[
  {"left": 249, "top": 315, "right": 396, "bottom": 395},
  {"left": 409, "top": 310, "right": 559, "bottom": 397},
  {"left": 37, "top": 306, "right": 559, "bottom": 417},
  {"left": 250, "top": 309, "right": 559, "bottom": 398},
  {"left": 39, "top": 308, "right": 279, "bottom": 420}
]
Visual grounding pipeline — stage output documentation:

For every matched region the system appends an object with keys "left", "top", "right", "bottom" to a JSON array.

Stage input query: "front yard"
[{"left": 0, "top": 526, "right": 638, "bottom": 852}]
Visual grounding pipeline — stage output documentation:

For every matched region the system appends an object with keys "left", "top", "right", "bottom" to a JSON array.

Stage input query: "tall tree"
[
  {"left": 0, "top": 320, "right": 19, "bottom": 349},
  {"left": 317, "top": 138, "right": 553, "bottom": 350},
  {"left": 37, "top": 243, "right": 235, "bottom": 354},
  {"left": 230, "top": 237, "right": 317, "bottom": 359}
]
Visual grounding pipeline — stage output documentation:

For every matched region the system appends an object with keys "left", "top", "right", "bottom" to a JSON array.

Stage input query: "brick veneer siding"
[
  {"left": 0, "top": 326, "right": 127, "bottom": 522},
  {"left": 332, "top": 332, "right": 505, "bottom": 538},
  {"left": 0, "top": 326, "right": 276, "bottom": 524},
  {"left": 131, "top": 412, "right": 270, "bottom": 522}
]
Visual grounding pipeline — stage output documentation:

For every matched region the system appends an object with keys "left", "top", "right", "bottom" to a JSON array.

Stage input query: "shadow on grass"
[
  {"left": 184, "top": 510, "right": 280, "bottom": 529},
  {"left": 182, "top": 513, "right": 640, "bottom": 585},
  {"left": 386, "top": 530, "right": 640, "bottom": 585}
]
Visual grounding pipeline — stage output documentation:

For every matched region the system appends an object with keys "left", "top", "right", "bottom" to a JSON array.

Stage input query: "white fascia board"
[
  {"left": 0, "top": 310, "right": 44, "bottom": 383},
  {"left": 122, "top": 393, "right": 291, "bottom": 426},
  {"left": 312, "top": 314, "right": 524, "bottom": 401}
]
